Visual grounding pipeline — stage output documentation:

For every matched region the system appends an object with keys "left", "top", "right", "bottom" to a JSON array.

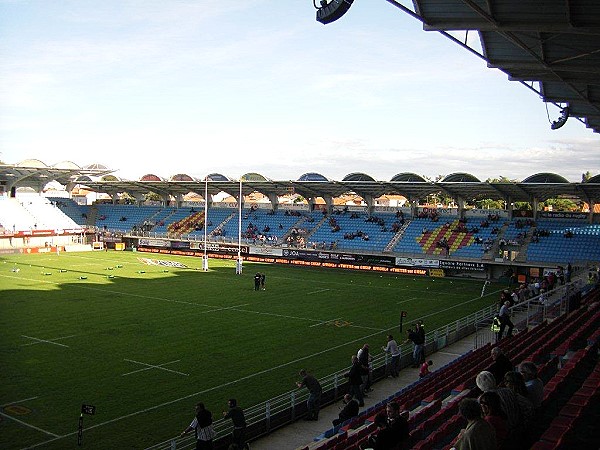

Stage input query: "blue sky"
[{"left": 1, "top": 0, "right": 597, "bottom": 183}]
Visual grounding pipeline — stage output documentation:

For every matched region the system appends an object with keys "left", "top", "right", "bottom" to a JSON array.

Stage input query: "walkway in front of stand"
[{"left": 249, "top": 336, "right": 479, "bottom": 450}]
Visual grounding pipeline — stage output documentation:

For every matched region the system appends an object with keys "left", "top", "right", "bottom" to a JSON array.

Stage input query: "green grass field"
[{"left": 0, "top": 251, "right": 500, "bottom": 449}]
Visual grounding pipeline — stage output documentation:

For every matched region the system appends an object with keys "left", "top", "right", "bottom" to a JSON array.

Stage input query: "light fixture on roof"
[
  {"left": 314, "top": 0, "right": 354, "bottom": 24},
  {"left": 550, "top": 106, "right": 570, "bottom": 130}
]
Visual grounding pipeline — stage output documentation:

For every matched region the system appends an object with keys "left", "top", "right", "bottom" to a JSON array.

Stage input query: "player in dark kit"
[{"left": 254, "top": 272, "right": 261, "bottom": 291}]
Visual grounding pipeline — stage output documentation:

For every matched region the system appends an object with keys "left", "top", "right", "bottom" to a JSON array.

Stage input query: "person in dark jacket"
[
  {"left": 487, "top": 347, "right": 513, "bottom": 386},
  {"left": 296, "top": 369, "right": 323, "bottom": 420},
  {"left": 222, "top": 399, "right": 248, "bottom": 449},
  {"left": 332, "top": 394, "right": 360, "bottom": 427},
  {"left": 344, "top": 355, "right": 365, "bottom": 407}
]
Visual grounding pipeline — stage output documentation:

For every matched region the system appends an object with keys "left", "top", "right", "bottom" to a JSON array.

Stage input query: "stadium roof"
[
  {"left": 0, "top": 160, "right": 114, "bottom": 191},
  {"left": 387, "top": 0, "right": 600, "bottom": 133},
  {"left": 2, "top": 163, "right": 599, "bottom": 204},
  {"left": 73, "top": 173, "right": 600, "bottom": 204}
]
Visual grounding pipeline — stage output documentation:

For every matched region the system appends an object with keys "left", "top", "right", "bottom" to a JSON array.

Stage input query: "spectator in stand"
[
  {"left": 332, "top": 394, "right": 359, "bottom": 427},
  {"left": 222, "top": 399, "right": 248, "bottom": 450},
  {"left": 357, "top": 344, "right": 373, "bottom": 394},
  {"left": 503, "top": 372, "right": 534, "bottom": 425},
  {"left": 566, "top": 262, "right": 572, "bottom": 282},
  {"left": 405, "top": 321, "right": 425, "bottom": 367},
  {"left": 451, "top": 398, "right": 497, "bottom": 450},
  {"left": 476, "top": 371, "right": 522, "bottom": 436},
  {"left": 419, "top": 360, "right": 433, "bottom": 378},
  {"left": 487, "top": 347, "right": 513, "bottom": 386},
  {"left": 386, "top": 402, "right": 409, "bottom": 442},
  {"left": 180, "top": 402, "right": 216, "bottom": 450},
  {"left": 518, "top": 362, "right": 544, "bottom": 409},
  {"left": 296, "top": 369, "right": 322, "bottom": 421},
  {"left": 478, "top": 391, "right": 508, "bottom": 450},
  {"left": 344, "top": 355, "right": 364, "bottom": 407},
  {"left": 382, "top": 334, "right": 401, "bottom": 378},
  {"left": 497, "top": 301, "right": 514, "bottom": 341},
  {"left": 362, "top": 412, "right": 403, "bottom": 450}
]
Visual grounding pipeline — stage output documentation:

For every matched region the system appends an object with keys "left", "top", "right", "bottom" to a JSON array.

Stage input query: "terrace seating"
[
  {"left": 392, "top": 217, "right": 499, "bottom": 257},
  {"left": 0, "top": 196, "right": 83, "bottom": 232},
  {"left": 305, "top": 298, "right": 600, "bottom": 450},
  {"left": 94, "top": 204, "right": 163, "bottom": 232},
  {"left": 527, "top": 219, "right": 600, "bottom": 263},
  {"left": 530, "top": 344, "right": 599, "bottom": 449},
  {"left": 307, "top": 212, "right": 396, "bottom": 252},
  {"left": 47, "top": 197, "right": 89, "bottom": 226}
]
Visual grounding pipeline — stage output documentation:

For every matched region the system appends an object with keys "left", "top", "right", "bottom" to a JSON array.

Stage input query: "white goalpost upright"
[
  {"left": 203, "top": 177, "right": 209, "bottom": 272},
  {"left": 236, "top": 178, "right": 243, "bottom": 275}
]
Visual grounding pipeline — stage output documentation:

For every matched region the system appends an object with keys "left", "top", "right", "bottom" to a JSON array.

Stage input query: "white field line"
[
  {"left": 20, "top": 335, "right": 70, "bottom": 348},
  {"left": 0, "top": 396, "right": 38, "bottom": 407},
  {"left": 396, "top": 297, "right": 417, "bottom": 304},
  {"left": 306, "top": 288, "right": 331, "bottom": 295},
  {"left": 0, "top": 411, "right": 59, "bottom": 438},
  {"left": 122, "top": 359, "right": 189, "bottom": 377},
  {"left": 21, "top": 335, "right": 77, "bottom": 347}
]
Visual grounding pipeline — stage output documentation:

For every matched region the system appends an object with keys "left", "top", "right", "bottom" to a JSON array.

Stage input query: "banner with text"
[
  {"left": 395, "top": 257, "right": 440, "bottom": 268},
  {"left": 439, "top": 260, "right": 486, "bottom": 271}
]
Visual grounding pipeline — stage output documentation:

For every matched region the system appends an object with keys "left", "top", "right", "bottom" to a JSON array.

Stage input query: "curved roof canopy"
[
  {"left": 241, "top": 172, "right": 269, "bottom": 182},
  {"left": 170, "top": 174, "right": 195, "bottom": 182},
  {"left": 206, "top": 173, "right": 230, "bottom": 182},
  {"left": 298, "top": 172, "right": 329, "bottom": 182},
  {"left": 391, "top": 172, "right": 427, "bottom": 182},
  {"left": 442, "top": 173, "right": 481, "bottom": 183},
  {"left": 140, "top": 174, "right": 163, "bottom": 182},
  {"left": 343, "top": 172, "right": 376, "bottom": 182},
  {"left": 522, "top": 173, "right": 570, "bottom": 183}
]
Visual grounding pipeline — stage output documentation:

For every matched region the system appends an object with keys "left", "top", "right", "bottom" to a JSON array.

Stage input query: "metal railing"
[
  {"left": 473, "top": 270, "right": 589, "bottom": 349},
  {"left": 146, "top": 301, "right": 509, "bottom": 450}
]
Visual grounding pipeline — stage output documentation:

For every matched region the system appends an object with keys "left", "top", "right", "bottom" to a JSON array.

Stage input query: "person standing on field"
[{"left": 253, "top": 272, "right": 261, "bottom": 291}]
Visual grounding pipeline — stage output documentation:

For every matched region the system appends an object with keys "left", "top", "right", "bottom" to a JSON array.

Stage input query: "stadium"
[{"left": 1, "top": 1, "right": 600, "bottom": 450}]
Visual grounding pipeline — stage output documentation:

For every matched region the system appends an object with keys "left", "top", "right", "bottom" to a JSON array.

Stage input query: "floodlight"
[
  {"left": 551, "top": 106, "right": 570, "bottom": 130},
  {"left": 315, "top": 0, "right": 354, "bottom": 24}
]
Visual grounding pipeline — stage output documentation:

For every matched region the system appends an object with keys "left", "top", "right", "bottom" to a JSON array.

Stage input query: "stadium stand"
[
  {"left": 42, "top": 196, "right": 600, "bottom": 270},
  {"left": 527, "top": 220, "right": 600, "bottom": 264},
  {"left": 0, "top": 196, "right": 81, "bottom": 231}
]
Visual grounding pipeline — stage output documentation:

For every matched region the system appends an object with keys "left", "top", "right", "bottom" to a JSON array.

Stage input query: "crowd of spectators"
[
  {"left": 286, "top": 228, "right": 307, "bottom": 248},
  {"left": 418, "top": 209, "right": 439, "bottom": 221}
]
